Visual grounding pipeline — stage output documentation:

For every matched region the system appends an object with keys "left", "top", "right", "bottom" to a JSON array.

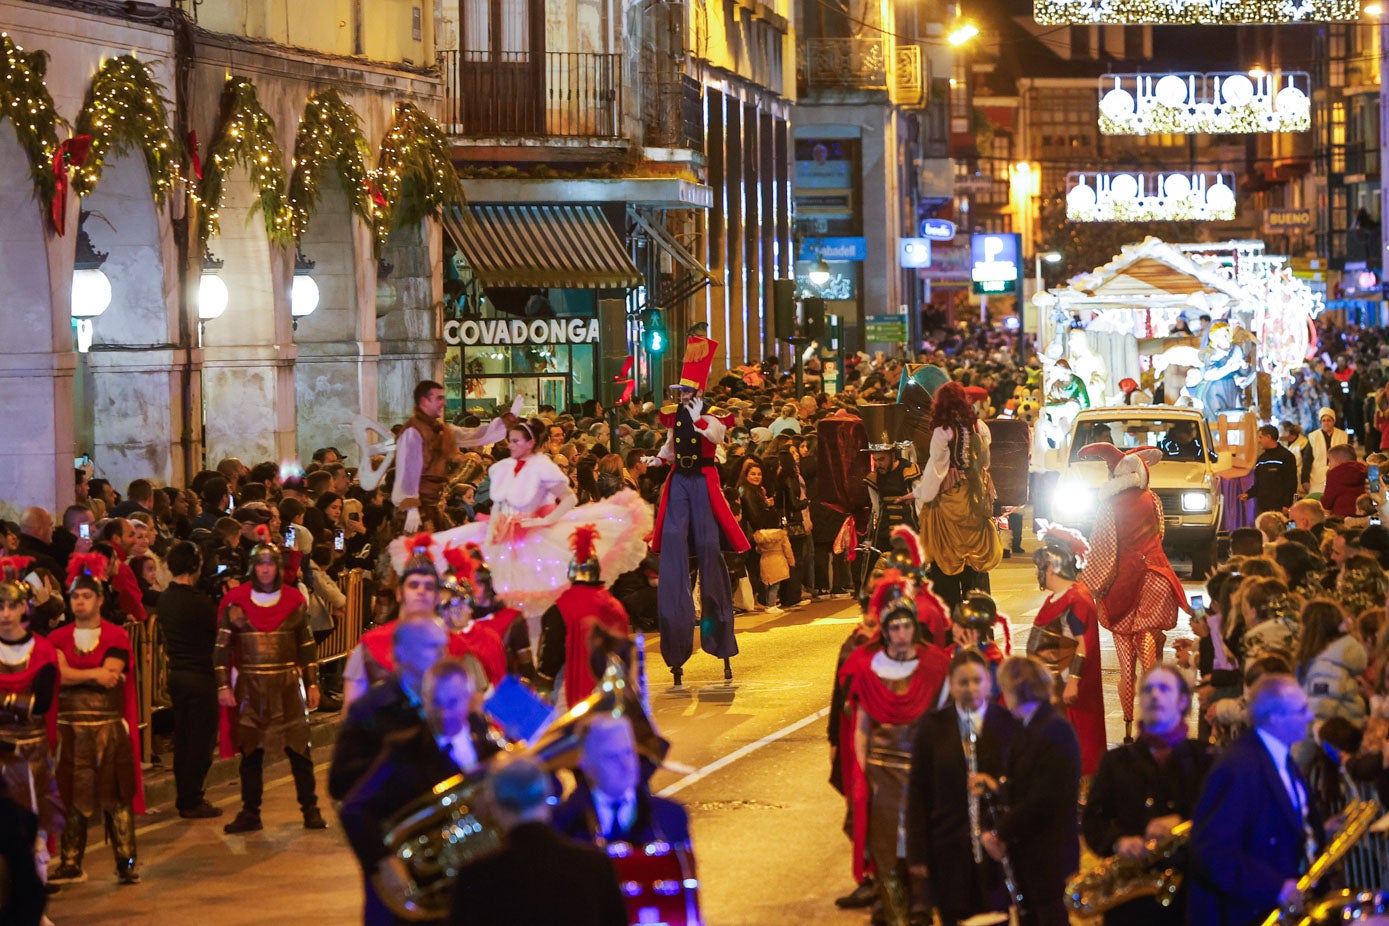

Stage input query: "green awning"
[{"left": 442, "top": 203, "right": 643, "bottom": 289}]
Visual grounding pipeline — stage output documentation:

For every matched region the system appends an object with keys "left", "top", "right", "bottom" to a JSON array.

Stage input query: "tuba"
[
  {"left": 375, "top": 656, "right": 653, "bottom": 921},
  {"left": 1064, "top": 821, "right": 1192, "bottom": 915}
]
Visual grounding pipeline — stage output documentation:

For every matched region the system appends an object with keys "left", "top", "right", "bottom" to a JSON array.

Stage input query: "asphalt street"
[{"left": 46, "top": 551, "right": 1199, "bottom": 925}]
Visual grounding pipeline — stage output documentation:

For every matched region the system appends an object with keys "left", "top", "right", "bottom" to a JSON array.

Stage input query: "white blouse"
[
  {"left": 914, "top": 420, "right": 992, "bottom": 506},
  {"left": 486, "top": 453, "right": 570, "bottom": 515}
]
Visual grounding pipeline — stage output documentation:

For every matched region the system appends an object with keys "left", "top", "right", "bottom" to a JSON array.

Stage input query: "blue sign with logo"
[
  {"left": 919, "top": 218, "right": 956, "bottom": 241},
  {"left": 898, "top": 238, "right": 932, "bottom": 269},
  {"left": 798, "top": 237, "right": 868, "bottom": 262},
  {"left": 970, "top": 233, "right": 1020, "bottom": 295}
]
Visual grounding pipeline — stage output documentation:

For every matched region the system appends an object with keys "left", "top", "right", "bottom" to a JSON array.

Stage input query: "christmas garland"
[
  {"left": 198, "top": 76, "right": 292, "bottom": 247},
  {"left": 288, "top": 89, "right": 372, "bottom": 238},
  {"left": 0, "top": 33, "right": 62, "bottom": 215},
  {"left": 73, "top": 55, "right": 182, "bottom": 202},
  {"left": 373, "top": 101, "right": 463, "bottom": 239}
]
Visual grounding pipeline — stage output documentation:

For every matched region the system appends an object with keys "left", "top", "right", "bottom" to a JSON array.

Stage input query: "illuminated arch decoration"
[
  {"left": 73, "top": 55, "right": 183, "bottom": 202},
  {"left": 198, "top": 76, "right": 293, "bottom": 247},
  {"left": 372, "top": 102, "right": 464, "bottom": 240},
  {"left": 0, "top": 33, "right": 62, "bottom": 221},
  {"left": 1098, "top": 71, "right": 1311, "bottom": 135},
  {"left": 1034, "top": 0, "right": 1359, "bottom": 24},
  {"left": 288, "top": 90, "right": 373, "bottom": 239},
  {"left": 1066, "top": 172, "right": 1238, "bottom": 222}
]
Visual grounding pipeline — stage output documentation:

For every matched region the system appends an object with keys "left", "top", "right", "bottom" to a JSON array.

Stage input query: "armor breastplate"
[
  {"left": 57, "top": 683, "right": 124, "bottom": 721},
  {"left": 866, "top": 675, "right": 919, "bottom": 768},
  {"left": 0, "top": 655, "right": 45, "bottom": 742},
  {"left": 231, "top": 627, "right": 302, "bottom": 672},
  {"left": 1027, "top": 615, "right": 1080, "bottom": 671}
]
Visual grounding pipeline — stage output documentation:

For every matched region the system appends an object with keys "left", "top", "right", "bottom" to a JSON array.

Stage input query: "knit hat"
[{"left": 1318, "top": 407, "right": 1336, "bottom": 421}]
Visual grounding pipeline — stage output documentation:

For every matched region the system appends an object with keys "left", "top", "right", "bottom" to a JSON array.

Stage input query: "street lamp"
[
  {"left": 71, "top": 213, "right": 112, "bottom": 354},
  {"left": 947, "top": 22, "right": 980, "bottom": 45},
  {"left": 199, "top": 249, "right": 229, "bottom": 323},
  {"left": 291, "top": 249, "right": 320, "bottom": 322},
  {"left": 808, "top": 258, "right": 832, "bottom": 287}
]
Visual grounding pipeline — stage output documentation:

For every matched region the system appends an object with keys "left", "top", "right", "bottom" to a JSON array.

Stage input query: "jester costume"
[{"left": 1076, "top": 446, "right": 1186, "bottom": 740}]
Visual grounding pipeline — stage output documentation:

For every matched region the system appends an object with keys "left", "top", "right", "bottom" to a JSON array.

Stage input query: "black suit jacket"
[
  {"left": 993, "top": 701, "right": 1082, "bottom": 899},
  {"left": 338, "top": 718, "right": 498, "bottom": 870},
  {"left": 553, "top": 779, "right": 692, "bottom": 848},
  {"left": 907, "top": 701, "right": 1020, "bottom": 918},
  {"left": 328, "top": 678, "right": 422, "bottom": 801},
  {"left": 1082, "top": 737, "right": 1212, "bottom": 857},
  {"left": 447, "top": 822, "right": 628, "bottom": 926},
  {"left": 1189, "top": 731, "right": 1325, "bottom": 926}
]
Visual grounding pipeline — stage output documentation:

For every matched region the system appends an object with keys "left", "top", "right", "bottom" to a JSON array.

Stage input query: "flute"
[{"left": 966, "top": 708, "right": 983, "bottom": 864}]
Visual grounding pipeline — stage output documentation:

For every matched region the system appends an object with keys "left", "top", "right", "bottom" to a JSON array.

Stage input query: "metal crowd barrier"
[{"left": 122, "top": 568, "right": 371, "bottom": 760}]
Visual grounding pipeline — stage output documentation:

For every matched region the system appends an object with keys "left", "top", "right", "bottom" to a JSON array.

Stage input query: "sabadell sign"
[{"left": 443, "top": 317, "right": 601, "bottom": 348}]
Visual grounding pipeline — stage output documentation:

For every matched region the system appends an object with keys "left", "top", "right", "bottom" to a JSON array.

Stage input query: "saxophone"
[
  {"left": 1064, "top": 821, "right": 1192, "bottom": 915},
  {"left": 1259, "top": 799, "right": 1379, "bottom": 926}
]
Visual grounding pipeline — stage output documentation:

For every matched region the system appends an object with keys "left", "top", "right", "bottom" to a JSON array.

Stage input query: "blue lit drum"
[{"left": 606, "top": 839, "right": 702, "bottom": 926}]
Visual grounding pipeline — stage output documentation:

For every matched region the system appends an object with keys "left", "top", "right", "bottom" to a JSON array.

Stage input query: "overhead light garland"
[
  {"left": 198, "top": 76, "right": 293, "bottom": 247},
  {"left": 0, "top": 33, "right": 62, "bottom": 226},
  {"left": 288, "top": 89, "right": 373, "bottom": 239},
  {"left": 372, "top": 102, "right": 464, "bottom": 240},
  {"left": 73, "top": 55, "right": 183, "bottom": 202},
  {"left": 1034, "top": 0, "right": 1360, "bottom": 23},
  {"left": 1066, "top": 171, "right": 1238, "bottom": 222},
  {"left": 1098, "top": 71, "right": 1311, "bottom": 135}
]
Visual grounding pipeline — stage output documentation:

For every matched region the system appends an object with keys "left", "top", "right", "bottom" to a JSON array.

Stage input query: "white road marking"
[{"left": 656, "top": 707, "right": 831, "bottom": 798}]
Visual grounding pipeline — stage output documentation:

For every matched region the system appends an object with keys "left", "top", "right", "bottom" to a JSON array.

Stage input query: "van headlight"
[
  {"left": 1181, "top": 491, "right": 1210, "bottom": 512},
  {"left": 1055, "top": 479, "right": 1096, "bottom": 520}
]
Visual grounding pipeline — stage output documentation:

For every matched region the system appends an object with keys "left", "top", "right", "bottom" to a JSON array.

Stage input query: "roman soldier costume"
[
  {"left": 862, "top": 404, "right": 921, "bottom": 542},
  {"left": 838, "top": 570, "right": 950, "bottom": 926},
  {"left": 438, "top": 544, "right": 507, "bottom": 688},
  {"left": 654, "top": 336, "right": 749, "bottom": 686},
  {"left": 1077, "top": 445, "right": 1187, "bottom": 741},
  {"left": 1028, "top": 522, "right": 1106, "bottom": 776},
  {"left": 48, "top": 553, "right": 143, "bottom": 884},
  {"left": 214, "top": 529, "right": 324, "bottom": 833},
  {"left": 538, "top": 525, "right": 632, "bottom": 708},
  {"left": 0, "top": 557, "right": 63, "bottom": 867}
]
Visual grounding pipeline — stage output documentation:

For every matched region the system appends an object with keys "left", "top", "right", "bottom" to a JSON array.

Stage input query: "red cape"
[
  {"left": 837, "top": 642, "right": 948, "bottom": 881},
  {"left": 48, "top": 621, "right": 145, "bottom": 814},
  {"left": 451, "top": 623, "right": 507, "bottom": 686},
  {"left": 652, "top": 470, "right": 750, "bottom": 554},
  {"left": 216, "top": 584, "right": 308, "bottom": 758},
  {"left": 0, "top": 633, "right": 59, "bottom": 750},
  {"left": 361, "top": 624, "right": 394, "bottom": 678},
  {"left": 1035, "top": 583, "right": 1106, "bottom": 776},
  {"left": 555, "top": 584, "right": 631, "bottom": 708}
]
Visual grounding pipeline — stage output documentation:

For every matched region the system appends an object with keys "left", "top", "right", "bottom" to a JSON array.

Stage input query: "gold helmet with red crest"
[
  {"left": 67, "top": 552, "right": 110, "bottom": 596},
  {"left": 568, "top": 524, "right": 602, "bottom": 585},
  {"left": 868, "top": 569, "right": 920, "bottom": 646},
  {"left": 0, "top": 556, "right": 34, "bottom": 605},
  {"left": 402, "top": 531, "right": 439, "bottom": 582},
  {"left": 1033, "top": 519, "right": 1090, "bottom": 582}
]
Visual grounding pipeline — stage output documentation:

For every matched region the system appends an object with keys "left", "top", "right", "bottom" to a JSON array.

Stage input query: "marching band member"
[
  {"left": 1081, "top": 665, "right": 1212, "bottom": 925},
  {"left": 906, "top": 647, "right": 1020, "bottom": 926}
]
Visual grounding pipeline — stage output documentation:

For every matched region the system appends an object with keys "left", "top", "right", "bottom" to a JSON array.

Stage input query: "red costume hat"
[
  {"left": 1076, "top": 443, "right": 1163, "bottom": 494},
  {"left": 66, "top": 552, "right": 110, "bottom": 595},
  {"left": 673, "top": 335, "right": 718, "bottom": 392},
  {"left": 568, "top": 524, "right": 602, "bottom": 585},
  {"left": 402, "top": 531, "right": 438, "bottom": 579}
]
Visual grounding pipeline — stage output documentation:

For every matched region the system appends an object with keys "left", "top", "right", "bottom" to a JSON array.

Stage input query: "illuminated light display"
[
  {"left": 1034, "top": 0, "right": 1360, "bottom": 24},
  {"left": 1066, "top": 172, "right": 1238, "bottom": 222},
  {"left": 1098, "top": 71, "right": 1311, "bottom": 135}
]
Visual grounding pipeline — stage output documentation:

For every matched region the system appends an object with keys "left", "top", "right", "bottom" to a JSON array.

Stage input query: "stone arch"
[
  {"left": 292, "top": 168, "right": 371, "bottom": 461},
  {"left": 376, "top": 214, "right": 443, "bottom": 427},
  {"left": 200, "top": 160, "right": 296, "bottom": 467},
  {"left": 79, "top": 149, "right": 182, "bottom": 490},
  {"left": 0, "top": 121, "right": 73, "bottom": 517}
]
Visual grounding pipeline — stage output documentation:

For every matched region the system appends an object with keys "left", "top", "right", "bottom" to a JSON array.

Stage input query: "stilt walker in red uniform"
[
  {"left": 1028, "top": 521, "right": 1106, "bottom": 776},
  {"left": 653, "top": 336, "right": 749, "bottom": 686},
  {"left": 1075, "top": 445, "right": 1187, "bottom": 743}
]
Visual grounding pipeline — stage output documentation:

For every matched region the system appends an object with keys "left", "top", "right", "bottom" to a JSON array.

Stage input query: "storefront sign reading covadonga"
[{"left": 444, "top": 317, "right": 601, "bottom": 347}]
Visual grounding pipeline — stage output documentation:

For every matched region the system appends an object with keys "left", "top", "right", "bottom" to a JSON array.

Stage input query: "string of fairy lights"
[{"left": 0, "top": 33, "right": 461, "bottom": 244}]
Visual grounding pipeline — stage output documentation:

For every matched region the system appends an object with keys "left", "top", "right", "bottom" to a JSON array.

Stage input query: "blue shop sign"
[
  {"left": 970, "top": 233, "right": 1020, "bottom": 295},
  {"left": 919, "top": 218, "right": 956, "bottom": 241},
  {"left": 798, "top": 237, "right": 868, "bottom": 262}
]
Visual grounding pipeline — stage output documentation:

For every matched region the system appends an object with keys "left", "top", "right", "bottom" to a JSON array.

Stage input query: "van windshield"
[{"left": 1069, "top": 417, "right": 1214, "bottom": 463}]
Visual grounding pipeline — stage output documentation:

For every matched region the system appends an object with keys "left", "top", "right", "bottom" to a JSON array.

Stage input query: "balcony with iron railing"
[
  {"left": 440, "top": 49, "right": 624, "bottom": 141},
  {"left": 797, "top": 37, "right": 926, "bottom": 106}
]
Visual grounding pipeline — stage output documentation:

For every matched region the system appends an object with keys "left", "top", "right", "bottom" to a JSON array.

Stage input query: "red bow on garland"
[
  {"left": 51, "top": 135, "right": 93, "bottom": 237},
  {"left": 614, "top": 355, "right": 635, "bottom": 405},
  {"left": 368, "top": 182, "right": 389, "bottom": 209},
  {"left": 187, "top": 130, "right": 203, "bottom": 181}
]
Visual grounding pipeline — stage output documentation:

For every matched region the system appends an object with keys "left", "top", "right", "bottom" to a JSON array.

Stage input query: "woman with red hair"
[{"left": 912, "top": 382, "right": 1002, "bottom": 607}]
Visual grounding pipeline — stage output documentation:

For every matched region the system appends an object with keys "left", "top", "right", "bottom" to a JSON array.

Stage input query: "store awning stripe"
[{"left": 443, "top": 204, "right": 643, "bottom": 289}]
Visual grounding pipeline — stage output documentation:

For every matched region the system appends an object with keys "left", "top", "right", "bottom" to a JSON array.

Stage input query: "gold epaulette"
[
  {"left": 707, "top": 405, "right": 729, "bottom": 417},
  {"left": 864, "top": 471, "right": 880, "bottom": 488},
  {"left": 902, "top": 464, "right": 921, "bottom": 479},
  {"left": 661, "top": 403, "right": 678, "bottom": 415}
]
